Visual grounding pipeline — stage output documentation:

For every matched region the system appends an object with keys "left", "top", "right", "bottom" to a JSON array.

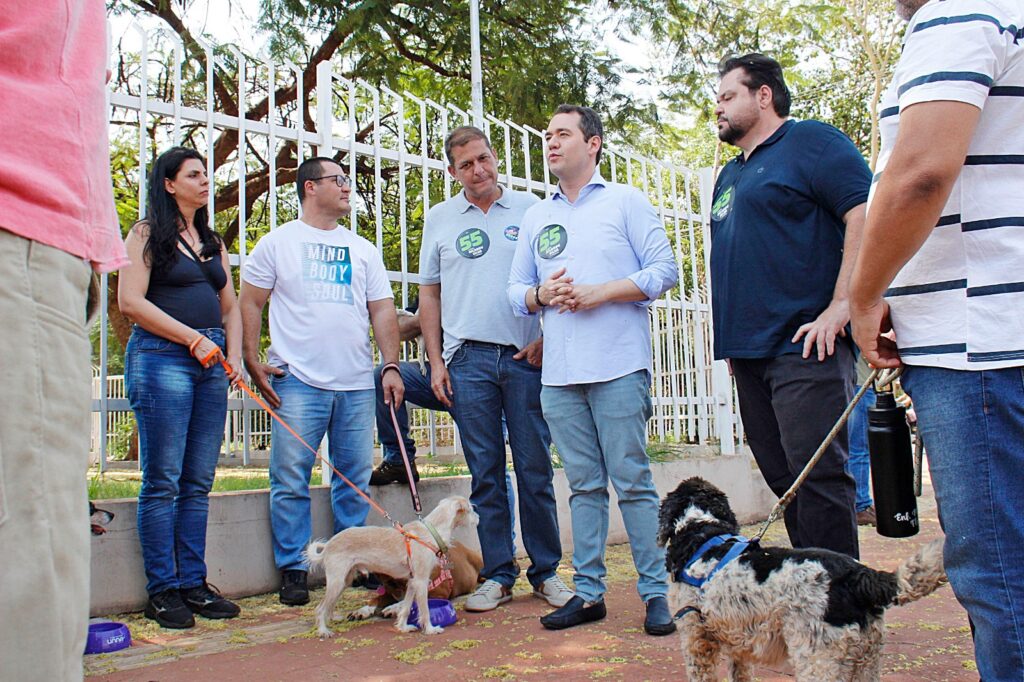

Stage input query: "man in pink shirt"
[{"left": 0, "top": 2, "right": 127, "bottom": 679}]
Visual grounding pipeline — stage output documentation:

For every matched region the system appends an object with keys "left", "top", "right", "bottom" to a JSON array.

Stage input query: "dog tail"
[
  {"left": 894, "top": 539, "right": 947, "bottom": 605},
  {"left": 304, "top": 539, "right": 330, "bottom": 574}
]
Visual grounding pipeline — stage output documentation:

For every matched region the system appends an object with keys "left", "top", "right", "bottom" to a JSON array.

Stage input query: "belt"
[{"left": 461, "top": 340, "right": 517, "bottom": 350}]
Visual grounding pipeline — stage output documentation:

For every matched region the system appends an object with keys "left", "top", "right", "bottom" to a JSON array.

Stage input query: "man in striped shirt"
[{"left": 850, "top": 1, "right": 1024, "bottom": 678}]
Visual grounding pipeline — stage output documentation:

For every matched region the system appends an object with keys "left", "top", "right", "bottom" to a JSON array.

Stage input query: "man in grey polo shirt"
[{"left": 420, "top": 126, "right": 571, "bottom": 612}]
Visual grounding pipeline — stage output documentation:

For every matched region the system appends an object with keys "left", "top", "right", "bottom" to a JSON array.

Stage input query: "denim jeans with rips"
[
  {"left": 901, "top": 364, "right": 1024, "bottom": 682},
  {"left": 268, "top": 368, "right": 375, "bottom": 571},
  {"left": 126, "top": 326, "right": 228, "bottom": 595}
]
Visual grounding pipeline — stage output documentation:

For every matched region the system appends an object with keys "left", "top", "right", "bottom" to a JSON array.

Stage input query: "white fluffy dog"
[
  {"left": 306, "top": 495, "right": 477, "bottom": 637},
  {"left": 658, "top": 477, "right": 947, "bottom": 681}
]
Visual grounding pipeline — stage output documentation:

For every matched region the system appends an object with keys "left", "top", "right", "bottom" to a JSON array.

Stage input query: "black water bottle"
[{"left": 867, "top": 390, "right": 919, "bottom": 537}]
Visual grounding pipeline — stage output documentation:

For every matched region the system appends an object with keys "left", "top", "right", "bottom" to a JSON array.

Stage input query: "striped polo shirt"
[{"left": 872, "top": 0, "right": 1024, "bottom": 370}]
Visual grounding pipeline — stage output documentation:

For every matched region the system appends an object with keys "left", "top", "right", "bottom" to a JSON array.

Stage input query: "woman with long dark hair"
[{"left": 118, "top": 146, "right": 242, "bottom": 628}]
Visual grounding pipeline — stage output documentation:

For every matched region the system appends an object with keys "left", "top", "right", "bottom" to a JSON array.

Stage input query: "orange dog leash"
[
  {"left": 220, "top": 359, "right": 441, "bottom": 559},
  {"left": 189, "top": 336, "right": 222, "bottom": 366}
]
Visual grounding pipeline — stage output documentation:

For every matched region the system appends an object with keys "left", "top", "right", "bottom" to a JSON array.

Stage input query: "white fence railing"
[{"left": 92, "top": 24, "right": 738, "bottom": 469}]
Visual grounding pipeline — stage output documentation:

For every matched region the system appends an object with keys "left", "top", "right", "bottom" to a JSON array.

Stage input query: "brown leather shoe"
[{"left": 856, "top": 506, "right": 877, "bottom": 526}]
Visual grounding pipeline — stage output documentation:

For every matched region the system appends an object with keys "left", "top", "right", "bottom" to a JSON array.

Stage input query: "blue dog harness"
[
  {"left": 673, "top": 533, "right": 753, "bottom": 589},
  {"left": 671, "top": 533, "right": 754, "bottom": 621}
]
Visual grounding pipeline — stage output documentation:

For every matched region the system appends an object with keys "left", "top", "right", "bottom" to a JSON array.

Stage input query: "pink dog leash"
[{"left": 388, "top": 402, "right": 423, "bottom": 517}]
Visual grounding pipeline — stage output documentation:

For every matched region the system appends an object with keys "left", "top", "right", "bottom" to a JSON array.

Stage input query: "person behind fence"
[
  {"left": 369, "top": 304, "right": 520, "bottom": 544},
  {"left": 0, "top": 2, "right": 129, "bottom": 677},
  {"left": 117, "top": 146, "right": 243, "bottom": 629},
  {"left": 850, "top": 0, "right": 1024, "bottom": 677},
  {"left": 709, "top": 54, "right": 869, "bottom": 559},
  {"left": 240, "top": 157, "right": 404, "bottom": 607},
  {"left": 508, "top": 104, "right": 679, "bottom": 635},
  {"left": 369, "top": 298, "right": 434, "bottom": 486},
  {"left": 414, "top": 125, "right": 569, "bottom": 613},
  {"left": 847, "top": 355, "right": 876, "bottom": 527}
]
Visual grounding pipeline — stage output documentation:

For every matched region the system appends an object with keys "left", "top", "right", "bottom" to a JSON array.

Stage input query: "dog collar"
[
  {"left": 422, "top": 519, "right": 449, "bottom": 557},
  {"left": 674, "top": 533, "right": 752, "bottom": 589}
]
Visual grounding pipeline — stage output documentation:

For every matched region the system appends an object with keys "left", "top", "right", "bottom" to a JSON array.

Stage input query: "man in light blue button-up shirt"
[{"left": 507, "top": 105, "right": 678, "bottom": 635}]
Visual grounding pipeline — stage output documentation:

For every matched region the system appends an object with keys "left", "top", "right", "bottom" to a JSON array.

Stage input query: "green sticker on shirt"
[
  {"left": 537, "top": 224, "right": 567, "bottom": 259},
  {"left": 711, "top": 186, "right": 734, "bottom": 221},
  {"left": 455, "top": 227, "right": 490, "bottom": 259}
]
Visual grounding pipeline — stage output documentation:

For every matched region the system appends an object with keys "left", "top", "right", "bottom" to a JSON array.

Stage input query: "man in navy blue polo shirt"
[{"left": 710, "top": 54, "right": 870, "bottom": 558}]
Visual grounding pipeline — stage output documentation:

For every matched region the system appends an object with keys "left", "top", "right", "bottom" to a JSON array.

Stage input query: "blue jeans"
[
  {"left": 846, "top": 386, "right": 876, "bottom": 512},
  {"left": 374, "top": 361, "right": 518, "bottom": 537},
  {"left": 269, "top": 368, "right": 375, "bottom": 571},
  {"left": 126, "top": 326, "right": 228, "bottom": 595},
  {"left": 540, "top": 370, "right": 668, "bottom": 604},
  {"left": 447, "top": 342, "right": 560, "bottom": 588},
  {"left": 375, "top": 362, "right": 447, "bottom": 465},
  {"left": 902, "top": 364, "right": 1024, "bottom": 682}
]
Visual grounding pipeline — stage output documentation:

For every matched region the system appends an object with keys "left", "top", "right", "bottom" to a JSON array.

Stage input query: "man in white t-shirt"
[
  {"left": 850, "top": 1, "right": 1024, "bottom": 678},
  {"left": 240, "top": 157, "right": 404, "bottom": 607}
]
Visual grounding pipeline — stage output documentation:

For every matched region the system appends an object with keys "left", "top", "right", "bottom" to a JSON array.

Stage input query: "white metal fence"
[{"left": 92, "top": 25, "right": 739, "bottom": 468}]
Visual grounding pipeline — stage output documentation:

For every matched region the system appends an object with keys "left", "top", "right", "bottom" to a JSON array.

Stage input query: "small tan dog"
[
  {"left": 347, "top": 540, "right": 484, "bottom": 621},
  {"left": 306, "top": 496, "right": 478, "bottom": 637}
]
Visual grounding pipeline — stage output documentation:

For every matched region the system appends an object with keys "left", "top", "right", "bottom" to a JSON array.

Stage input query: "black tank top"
[{"left": 146, "top": 248, "right": 227, "bottom": 329}]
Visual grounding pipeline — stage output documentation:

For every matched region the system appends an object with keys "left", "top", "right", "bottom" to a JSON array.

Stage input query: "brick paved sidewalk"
[{"left": 86, "top": 484, "right": 976, "bottom": 681}]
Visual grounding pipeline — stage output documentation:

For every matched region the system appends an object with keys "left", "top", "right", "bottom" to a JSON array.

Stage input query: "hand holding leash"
[
  {"left": 380, "top": 362, "right": 406, "bottom": 408},
  {"left": 188, "top": 334, "right": 223, "bottom": 368}
]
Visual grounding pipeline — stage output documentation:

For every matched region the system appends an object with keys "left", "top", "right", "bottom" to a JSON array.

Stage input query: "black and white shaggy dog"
[{"left": 658, "top": 477, "right": 947, "bottom": 681}]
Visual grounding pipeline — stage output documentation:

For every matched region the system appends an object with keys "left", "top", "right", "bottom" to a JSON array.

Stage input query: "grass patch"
[
  {"left": 394, "top": 643, "right": 432, "bottom": 664},
  {"left": 88, "top": 469, "right": 324, "bottom": 500},
  {"left": 89, "top": 443, "right": 679, "bottom": 500}
]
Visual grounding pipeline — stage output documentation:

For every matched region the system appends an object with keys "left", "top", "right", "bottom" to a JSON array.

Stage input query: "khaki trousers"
[{"left": 0, "top": 229, "right": 92, "bottom": 682}]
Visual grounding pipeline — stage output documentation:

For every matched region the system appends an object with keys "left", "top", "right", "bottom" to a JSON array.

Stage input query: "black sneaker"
[
  {"left": 369, "top": 460, "right": 419, "bottom": 485},
  {"left": 144, "top": 588, "right": 196, "bottom": 629},
  {"left": 279, "top": 569, "right": 309, "bottom": 606},
  {"left": 181, "top": 581, "right": 241, "bottom": 619}
]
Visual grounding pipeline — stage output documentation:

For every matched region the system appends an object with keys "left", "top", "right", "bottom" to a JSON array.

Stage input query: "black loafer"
[
  {"left": 643, "top": 596, "right": 677, "bottom": 636},
  {"left": 279, "top": 569, "right": 309, "bottom": 606},
  {"left": 540, "top": 595, "right": 607, "bottom": 630}
]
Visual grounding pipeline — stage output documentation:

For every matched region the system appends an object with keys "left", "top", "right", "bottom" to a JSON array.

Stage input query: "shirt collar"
[
  {"left": 552, "top": 168, "right": 607, "bottom": 202},
  {"left": 736, "top": 119, "right": 794, "bottom": 164},
  {"left": 455, "top": 186, "right": 511, "bottom": 214}
]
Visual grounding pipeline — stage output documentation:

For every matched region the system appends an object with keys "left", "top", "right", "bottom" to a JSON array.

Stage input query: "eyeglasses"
[{"left": 311, "top": 174, "right": 352, "bottom": 188}]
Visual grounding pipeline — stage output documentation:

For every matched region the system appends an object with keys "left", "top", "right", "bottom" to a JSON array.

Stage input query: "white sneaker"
[
  {"left": 465, "top": 579, "right": 513, "bottom": 612},
  {"left": 533, "top": 574, "right": 575, "bottom": 608}
]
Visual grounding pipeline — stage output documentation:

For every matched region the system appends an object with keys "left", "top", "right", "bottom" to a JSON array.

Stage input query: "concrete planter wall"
[{"left": 90, "top": 451, "right": 774, "bottom": 616}]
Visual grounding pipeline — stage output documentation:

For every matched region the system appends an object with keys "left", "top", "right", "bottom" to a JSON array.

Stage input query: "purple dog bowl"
[
  {"left": 408, "top": 598, "right": 458, "bottom": 629},
  {"left": 84, "top": 621, "right": 131, "bottom": 654}
]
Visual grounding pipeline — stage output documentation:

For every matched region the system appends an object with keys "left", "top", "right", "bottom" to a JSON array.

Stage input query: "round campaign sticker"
[
  {"left": 455, "top": 227, "right": 490, "bottom": 259},
  {"left": 536, "top": 224, "right": 567, "bottom": 259},
  {"left": 711, "top": 185, "right": 734, "bottom": 221},
  {"left": 504, "top": 225, "right": 520, "bottom": 241}
]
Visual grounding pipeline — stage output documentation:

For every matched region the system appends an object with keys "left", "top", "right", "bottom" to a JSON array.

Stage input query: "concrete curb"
[{"left": 89, "top": 451, "right": 774, "bottom": 616}]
